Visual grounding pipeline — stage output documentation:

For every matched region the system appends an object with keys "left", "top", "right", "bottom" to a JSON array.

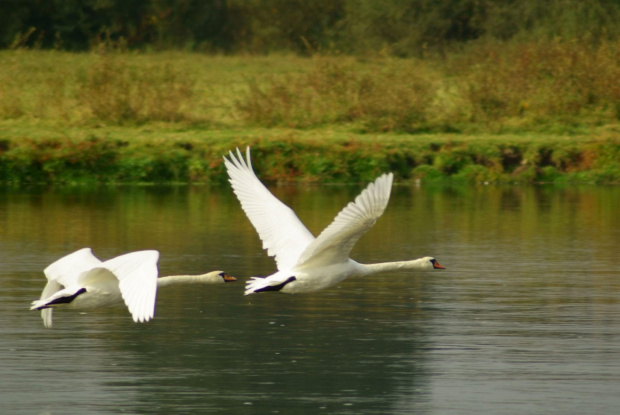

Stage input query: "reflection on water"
[{"left": 0, "top": 184, "right": 619, "bottom": 414}]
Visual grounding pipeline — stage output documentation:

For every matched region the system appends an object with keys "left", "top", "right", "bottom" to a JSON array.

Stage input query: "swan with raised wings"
[
  {"left": 224, "top": 147, "right": 444, "bottom": 295},
  {"left": 31, "top": 248, "right": 236, "bottom": 327}
]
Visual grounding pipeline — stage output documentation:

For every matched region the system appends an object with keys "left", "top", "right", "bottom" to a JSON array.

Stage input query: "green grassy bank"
[
  {"left": 1, "top": 48, "right": 620, "bottom": 185},
  {"left": 1, "top": 122, "right": 618, "bottom": 185}
]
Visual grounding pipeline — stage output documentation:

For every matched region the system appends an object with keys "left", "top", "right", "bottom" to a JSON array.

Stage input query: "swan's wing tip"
[
  {"left": 132, "top": 314, "right": 154, "bottom": 324},
  {"left": 244, "top": 276, "right": 268, "bottom": 295},
  {"left": 106, "top": 250, "right": 159, "bottom": 324},
  {"left": 41, "top": 308, "right": 53, "bottom": 328},
  {"left": 377, "top": 172, "right": 394, "bottom": 187},
  {"left": 224, "top": 146, "right": 250, "bottom": 160},
  {"left": 31, "top": 301, "right": 54, "bottom": 327}
]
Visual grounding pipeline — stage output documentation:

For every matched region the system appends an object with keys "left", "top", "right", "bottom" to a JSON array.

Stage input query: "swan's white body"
[
  {"left": 224, "top": 147, "right": 445, "bottom": 295},
  {"left": 31, "top": 248, "right": 235, "bottom": 327}
]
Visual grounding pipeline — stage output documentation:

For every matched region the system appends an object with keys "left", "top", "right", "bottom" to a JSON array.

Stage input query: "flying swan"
[
  {"left": 224, "top": 147, "right": 445, "bottom": 295},
  {"left": 31, "top": 248, "right": 236, "bottom": 327}
]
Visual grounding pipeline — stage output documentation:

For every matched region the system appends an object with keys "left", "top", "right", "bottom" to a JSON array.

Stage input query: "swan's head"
[
  {"left": 216, "top": 271, "right": 237, "bottom": 283},
  {"left": 422, "top": 257, "right": 445, "bottom": 270}
]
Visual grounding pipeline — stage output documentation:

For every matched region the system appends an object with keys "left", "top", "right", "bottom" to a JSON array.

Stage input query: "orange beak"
[
  {"left": 223, "top": 273, "right": 237, "bottom": 282},
  {"left": 433, "top": 261, "right": 445, "bottom": 269}
]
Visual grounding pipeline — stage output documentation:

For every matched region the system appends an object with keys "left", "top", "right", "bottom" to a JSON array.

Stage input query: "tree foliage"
[{"left": 2, "top": 0, "right": 620, "bottom": 54}]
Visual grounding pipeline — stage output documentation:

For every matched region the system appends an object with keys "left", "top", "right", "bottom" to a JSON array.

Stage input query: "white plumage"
[
  {"left": 224, "top": 147, "right": 444, "bottom": 295},
  {"left": 31, "top": 248, "right": 235, "bottom": 327}
]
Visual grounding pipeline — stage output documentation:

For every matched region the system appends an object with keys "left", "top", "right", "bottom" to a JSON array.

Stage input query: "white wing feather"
[
  {"left": 43, "top": 247, "right": 102, "bottom": 286},
  {"left": 296, "top": 173, "right": 393, "bottom": 267},
  {"left": 224, "top": 147, "right": 315, "bottom": 271},
  {"left": 98, "top": 250, "right": 159, "bottom": 323},
  {"left": 39, "top": 248, "right": 103, "bottom": 327}
]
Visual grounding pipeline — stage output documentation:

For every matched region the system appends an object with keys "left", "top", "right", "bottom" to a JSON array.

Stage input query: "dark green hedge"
[
  {"left": 3, "top": 1, "right": 620, "bottom": 54},
  {"left": 1, "top": 134, "right": 618, "bottom": 185}
]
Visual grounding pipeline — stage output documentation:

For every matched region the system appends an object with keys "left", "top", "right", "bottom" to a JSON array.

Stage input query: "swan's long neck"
[
  {"left": 360, "top": 258, "right": 431, "bottom": 275},
  {"left": 156, "top": 273, "right": 222, "bottom": 287}
]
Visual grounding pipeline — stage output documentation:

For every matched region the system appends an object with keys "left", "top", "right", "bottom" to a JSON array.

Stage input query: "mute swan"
[
  {"left": 224, "top": 147, "right": 445, "bottom": 295},
  {"left": 31, "top": 248, "right": 236, "bottom": 327}
]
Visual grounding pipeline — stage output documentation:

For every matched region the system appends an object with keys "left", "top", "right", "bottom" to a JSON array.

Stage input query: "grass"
[
  {"left": 3, "top": 39, "right": 620, "bottom": 132},
  {"left": 1, "top": 122, "right": 618, "bottom": 185},
  {"left": 0, "top": 48, "right": 315, "bottom": 127},
  {"left": 236, "top": 58, "right": 443, "bottom": 133},
  {"left": 0, "top": 42, "right": 619, "bottom": 185}
]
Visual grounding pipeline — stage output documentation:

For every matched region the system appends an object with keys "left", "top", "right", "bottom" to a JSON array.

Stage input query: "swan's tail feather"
[
  {"left": 244, "top": 277, "right": 270, "bottom": 295},
  {"left": 30, "top": 299, "right": 46, "bottom": 310},
  {"left": 245, "top": 276, "right": 297, "bottom": 295}
]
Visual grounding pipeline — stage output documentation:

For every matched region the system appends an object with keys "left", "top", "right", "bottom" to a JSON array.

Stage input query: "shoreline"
[{"left": 1, "top": 123, "right": 618, "bottom": 185}]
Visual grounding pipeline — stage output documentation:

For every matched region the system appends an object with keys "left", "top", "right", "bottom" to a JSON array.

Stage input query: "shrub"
[
  {"left": 77, "top": 47, "right": 194, "bottom": 123},
  {"left": 451, "top": 39, "right": 620, "bottom": 128},
  {"left": 236, "top": 57, "right": 442, "bottom": 132}
]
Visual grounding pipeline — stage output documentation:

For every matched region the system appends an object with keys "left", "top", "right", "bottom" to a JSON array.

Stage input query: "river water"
[{"left": 0, "top": 184, "right": 618, "bottom": 414}]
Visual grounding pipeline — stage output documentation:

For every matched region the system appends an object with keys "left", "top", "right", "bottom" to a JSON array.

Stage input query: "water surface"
[{"left": 0, "top": 184, "right": 618, "bottom": 414}]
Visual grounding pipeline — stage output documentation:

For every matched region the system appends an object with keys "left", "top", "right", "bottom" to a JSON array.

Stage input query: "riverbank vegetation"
[
  {"left": 2, "top": 121, "right": 618, "bottom": 185},
  {"left": 1, "top": 1, "right": 620, "bottom": 184},
  {"left": 1, "top": 47, "right": 619, "bottom": 185},
  {"left": 3, "top": 0, "right": 620, "bottom": 55},
  {"left": 3, "top": 38, "right": 620, "bottom": 133}
]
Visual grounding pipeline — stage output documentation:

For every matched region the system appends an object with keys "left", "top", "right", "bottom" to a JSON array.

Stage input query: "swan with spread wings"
[
  {"left": 31, "top": 248, "right": 235, "bottom": 327},
  {"left": 224, "top": 147, "right": 444, "bottom": 295}
]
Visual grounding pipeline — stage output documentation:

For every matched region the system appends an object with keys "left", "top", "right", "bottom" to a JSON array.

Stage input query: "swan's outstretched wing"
[
  {"left": 96, "top": 250, "right": 160, "bottom": 323},
  {"left": 38, "top": 248, "right": 102, "bottom": 327},
  {"left": 224, "top": 147, "right": 315, "bottom": 271},
  {"left": 297, "top": 173, "right": 394, "bottom": 267},
  {"left": 43, "top": 248, "right": 102, "bottom": 286}
]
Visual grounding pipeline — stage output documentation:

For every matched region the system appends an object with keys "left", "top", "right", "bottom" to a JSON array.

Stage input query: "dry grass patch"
[{"left": 236, "top": 57, "right": 447, "bottom": 133}]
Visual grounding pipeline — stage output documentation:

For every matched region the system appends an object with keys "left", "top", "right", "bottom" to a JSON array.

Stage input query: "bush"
[
  {"left": 451, "top": 39, "right": 620, "bottom": 128},
  {"left": 236, "top": 57, "right": 442, "bottom": 133},
  {"left": 77, "top": 47, "right": 195, "bottom": 123}
]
